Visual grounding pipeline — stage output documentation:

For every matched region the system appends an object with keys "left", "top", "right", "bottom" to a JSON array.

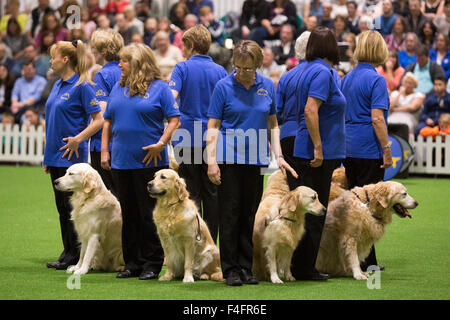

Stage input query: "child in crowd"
[{"left": 419, "top": 113, "right": 450, "bottom": 138}]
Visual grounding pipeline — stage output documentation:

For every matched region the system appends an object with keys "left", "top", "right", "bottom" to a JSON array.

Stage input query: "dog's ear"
[
  {"left": 281, "top": 191, "right": 298, "bottom": 212},
  {"left": 83, "top": 171, "right": 98, "bottom": 194},
  {"left": 372, "top": 183, "right": 391, "bottom": 209},
  {"left": 175, "top": 176, "right": 189, "bottom": 201}
]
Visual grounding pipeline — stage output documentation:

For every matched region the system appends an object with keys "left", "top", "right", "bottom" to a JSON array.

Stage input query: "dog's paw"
[
  {"left": 353, "top": 272, "right": 368, "bottom": 280},
  {"left": 183, "top": 275, "right": 195, "bottom": 283},
  {"left": 270, "top": 275, "right": 284, "bottom": 284},
  {"left": 285, "top": 274, "right": 296, "bottom": 281},
  {"left": 159, "top": 274, "right": 173, "bottom": 281},
  {"left": 200, "top": 273, "right": 210, "bottom": 280},
  {"left": 74, "top": 267, "right": 88, "bottom": 275},
  {"left": 67, "top": 265, "right": 78, "bottom": 273}
]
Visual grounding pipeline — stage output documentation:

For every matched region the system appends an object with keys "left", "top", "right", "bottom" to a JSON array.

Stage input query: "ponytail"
[{"left": 74, "top": 40, "right": 93, "bottom": 86}]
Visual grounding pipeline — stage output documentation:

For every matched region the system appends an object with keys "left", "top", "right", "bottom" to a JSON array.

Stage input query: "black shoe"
[
  {"left": 297, "top": 273, "right": 329, "bottom": 281},
  {"left": 239, "top": 269, "right": 259, "bottom": 284},
  {"left": 225, "top": 271, "right": 243, "bottom": 286},
  {"left": 139, "top": 270, "right": 158, "bottom": 280},
  {"left": 117, "top": 269, "right": 141, "bottom": 279},
  {"left": 47, "top": 261, "right": 71, "bottom": 270},
  {"left": 46, "top": 261, "right": 60, "bottom": 269}
]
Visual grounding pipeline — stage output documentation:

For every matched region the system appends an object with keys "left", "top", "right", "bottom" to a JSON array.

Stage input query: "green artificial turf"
[{"left": 0, "top": 165, "right": 449, "bottom": 300}]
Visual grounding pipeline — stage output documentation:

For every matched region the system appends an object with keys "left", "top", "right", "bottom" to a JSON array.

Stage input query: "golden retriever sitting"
[
  {"left": 329, "top": 167, "right": 348, "bottom": 203},
  {"left": 148, "top": 169, "right": 222, "bottom": 283},
  {"left": 252, "top": 170, "right": 326, "bottom": 283},
  {"left": 54, "top": 163, "right": 124, "bottom": 275},
  {"left": 316, "top": 181, "right": 418, "bottom": 280}
]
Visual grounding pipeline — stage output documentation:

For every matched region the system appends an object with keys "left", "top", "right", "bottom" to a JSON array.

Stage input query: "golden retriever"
[
  {"left": 329, "top": 167, "right": 348, "bottom": 203},
  {"left": 252, "top": 170, "right": 326, "bottom": 283},
  {"left": 148, "top": 169, "right": 222, "bottom": 283},
  {"left": 54, "top": 163, "right": 124, "bottom": 275},
  {"left": 316, "top": 181, "right": 418, "bottom": 280}
]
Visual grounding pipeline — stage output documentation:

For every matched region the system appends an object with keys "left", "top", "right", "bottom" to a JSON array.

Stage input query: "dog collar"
[
  {"left": 352, "top": 190, "right": 383, "bottom": 222},
  {"left": 277, "top": 209, "right": 297, "bottom": 223}
]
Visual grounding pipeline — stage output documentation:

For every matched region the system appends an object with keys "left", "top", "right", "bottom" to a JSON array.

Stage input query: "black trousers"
[
  {"left": 343, "top": 157, "right": 385, "bottom": 267},
  {"left": 286, "top": 157, "right": 342, "bottom": 278},
  {"left": 280, "top": 136, "right": 296, "bottom": 169},
  {"left": 90, "top": 151, "right": 116, "bottom": 196},
  {"left": 111, "top": 167, "right": 166, "bottom": 274},
  {"left": 48, "top": 166, "right": 80, "bottom": 264},
  {"left": 176, "top": 147, "right": 219, "bottom": 243},
  {"left": 218, "top": 164, "right": 264, "bottom": 278}
]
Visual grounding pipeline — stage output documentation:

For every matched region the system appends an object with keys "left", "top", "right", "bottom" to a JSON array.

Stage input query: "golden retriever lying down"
[
  {"left": 148, "top": 169, "right": 222, "bottom": 283},
  {"left": 316, "top": 181, "right": 418, "bottom": 280},
  {"left": 252, "top": 170, "right": 326, "bottom": 283},
  {"left": 54, "top": 163, "right": 124, "bottom": 275}
]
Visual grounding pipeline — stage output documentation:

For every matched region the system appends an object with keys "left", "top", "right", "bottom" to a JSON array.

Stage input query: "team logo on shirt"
[
  {"left": 257, "top": 88, "right": 268, "bottom": 96},
  {"left": 90, "top": 98, "right": 99, "bottom": 106},
  {"left": 96, "top": 89, "right": 106, "bottom": 97},
  {"left": 144, "top": 93, "right": 150, "bottom": 99},
  {"left": 173, "top": 102, "right": 179, "bottom": 109},
  {"left": 169, "top": 80, "right": 176, "bottom": 87},
  {"left": 60, "top": 93, "right": 70, "bottom": 100}
]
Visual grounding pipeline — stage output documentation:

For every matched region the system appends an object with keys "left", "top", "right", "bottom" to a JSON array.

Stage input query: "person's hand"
[
  {"left": 278, "top": 157, "right": 298, "bottom": 179},
  {"left": 241, "top": 25, "right": 250, "bottom": 38},
  {"left": 101, "top": 151, "right": 111, "bottom": 171},
  {"left": 310, "top": 146, "right": 323, "bottom": 168},
  {"left": 399, "top": 86, "right": 406, "bottom": 95},
  {"left": 381, "top": 148, "right": 393, "bottom": 169},
  {"left": 267, "top": 25, "right": 276, "bottom": 36},
  {"left": 426, "top": 118, "right": 434, "bottom": 126},
  {"left": 42, "top": 165, "right": 49, "bottom": 174},
  {"left": 207, "top": 162, "right": 221, "bottom": 185},
  {"left": 142, "top": 143, "right": 164, "bottom": 167},
  {"left": 60, "top": 136, "right": 80, "bottom": 160},
  {"left": 385, "top": 59, "right": 394, "bottom": 71}
]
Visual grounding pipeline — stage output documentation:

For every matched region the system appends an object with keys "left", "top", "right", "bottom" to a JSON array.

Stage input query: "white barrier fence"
[{"left": 1, "top": 124, "right": 450, "bottom": 175}]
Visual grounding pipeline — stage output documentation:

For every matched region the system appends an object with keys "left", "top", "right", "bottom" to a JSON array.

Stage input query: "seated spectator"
[
  {"left": 309, "top": 0, "right": 323, "bottom": 18},
  {"left": 393, "top": 0, "right": 410, "bottom": 17},
  {"left": 80, "top": 7, "right": 97, "bottom": 40},
  {"left": 418, "top": 20, "right": 438, "bottom": 49},
  {"left": 23, "top": 107, "right": 45, "bottom": 130},
  {"left": 377, "top": 50, "right": 406, "bottom": 93},
  {"left": 384, "top": 16, "right": 407, "bottom": 51},
  {"left": 2, "top": 18, "right": 29, "bottom": 60},
  {"left": 342, "top": 32, "right": 357, "bottom": 68},
  {"left": 157, "top": 17, "right": 176, "bottom": 43},
  {"left": 268, "top": 0, "right": 299, "bottom": 33},
  {"left": 416, "top": 76, "right": 450, "bottom": 134},
  {"left": 421, "top": 0, "right": 445, "bottom": 20},
  {"left": 124, "top": 5, "right": 144, "bottom": 35},
  {"left": 257, "top": 47, "right": 287, "bottom": 78},
  {"left": 0, "top": 43, "right": 14, "bottom": 72},
  {"left": 170, "top": 2, "right": 190, "bottom": 30},
  {"left": 375, "top": 0, "right": 397, "bottom": 36},
  {"left": 136, "top": 0, "right": 160, "bottom": 20},
  {"left": 114, "top": 12, "right": 140, "bottom": 45},
  {"left": 88, "top": 0, "right": 105, "bottom": 21},
  {"left": 10, "top": 61, "right": 47, "bottom": 123},
  {"left": 333, "top": 15, "right": 349, "bottom": 42},
  {"left": 37, "top": 30, "right": 54, "bottom": 67},
  {"left": 1, "top": 111, "right": 14, "bottom": 128},
  {"left": 332, "top": 0, "right": 349, "bottom": 18},
  {"left": 419, "top": 113, "right": 450, "bottom": 138},
  {"left": 433, "top": 0, "right": 449, "bottom": 36},
  {"left": 347, "top": 1, "right": 361, "bottom": 34},
  {"left": 406, "top": 0, "right": 429, "bottom": 35},
  {"left": 26, "top": 0, "right": 57, "bottom": 39},
  {"left": 144, "top": 17, "right": 158, "bottom": 48},
  {"left": 105, "top": 0, "right": 131, "bottom": 15},
  {"left": 34, "top": 12, "right": 69, "bottom": 48},
  {"left": 237, "top": 0, "right": 271, "bottom": 47},
  {"left": 429, "top": 33, "right": 450, "bottom": 79},
  {"left": 272, "top": 24, "right": 296, "bottom": 65},
  {"left": 398, "top": 32, "right": 419, "bottom": 68},
  {"left": 388, "top": 72, "right": 425, "bottom": 133},
  {"left": 11, "top": 44, "right": 49, "bottom": 78},
  {"left": 96, "top": 14, "right": 111, "bottom": 30},
  {"left": 152, "top": 31, "right": 184, "bottom": 81},
  {"left": 173, "top": 14, "right": 199, "bottom": 54},
  {"left": 320, "top": 2, "right": 334, "bottom": 29},
  {"left": 187, "top": 0, "right": 214, "bottom": 19},
  {"left": 199, "top": 6, "right": 225, "bottom": 44},
  {"left": 130, "top": 33, "right": 144, "bottom": 44},
  {"left": 357, "top": 15, "right": 373, "bottom": 38},
  {"left": 0, "top": 0, "right": 28, "bottom": 36},
  {"left": 0, "top": 64, "right": 16, "bottom": 114},
  {"left": 303, "top": 15, "right": 319, "bottom": 32},
  {"left": 404, "top": 44, "right": 446, "bottom": 94}
]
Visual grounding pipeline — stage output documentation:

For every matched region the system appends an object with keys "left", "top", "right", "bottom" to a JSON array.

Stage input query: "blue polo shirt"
[
  {"left": 276, "top": 61, "right": 307, "bottom": 140},
  {"left": 169, "top": 55, "right": 227, "bottom": 148},
  {"left": 44, "top": 74, "right": 101, "bottom": 167},
  {"left": 103, "top": 80, "right": 180, "bottom": 169},
  {"left": 341, "top": 62, "right": 390, "bottom": 159},
  {"left": 90, "top": 61, "right": 122, "bottom": 152},
  {"left": 293, "top": 58, "right": 346, "bottom": 160},
  {"left": 207, "top": 73, "right": 276, "bottom": 166},
  {"left": 429, "top": 49, "right": 450, "bottom": 79}
]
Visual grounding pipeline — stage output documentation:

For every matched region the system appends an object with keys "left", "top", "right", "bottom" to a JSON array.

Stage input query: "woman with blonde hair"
[
  {"left": 341, "top": 30, "right": 392, "bottom": 273},
  {"left": 101, "top": 43, "right": 180, "bottom": 280},
  {"left": 44, "top": 40, "right": 104, "bottom": 270}
]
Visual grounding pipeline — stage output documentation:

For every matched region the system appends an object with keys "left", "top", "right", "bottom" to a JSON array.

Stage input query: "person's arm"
[
  {"left": 304, "top": 96, "right": 323, "bottom": 167},
  {"left": 371, "top": 108, "right": 392, "bottom": 168},
  {"left": 393, "top": 95, "right": 424, "bottom": 113},
  {"left": 60, "top": 111, "right": 104, "bottom": 160},
  {"left": 101, "top": 119, "right": 112, "bottom": 170},
  {"left": 206, "top": 118, "right": 222, "bottom": 185}
]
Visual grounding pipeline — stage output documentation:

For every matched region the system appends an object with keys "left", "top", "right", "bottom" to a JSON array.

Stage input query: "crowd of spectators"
[{"left": 0, "top": 0, "right": 449, "bottom": 138}]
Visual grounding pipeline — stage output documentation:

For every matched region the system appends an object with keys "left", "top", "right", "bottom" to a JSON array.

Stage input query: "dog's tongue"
[{"left": 404, "top": 209, "right": 412, "bottom": 219}]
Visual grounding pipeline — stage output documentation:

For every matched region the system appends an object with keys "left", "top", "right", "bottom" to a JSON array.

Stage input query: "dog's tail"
[{"left": 210, "top": 271, "right": 224, "bottom": 282}]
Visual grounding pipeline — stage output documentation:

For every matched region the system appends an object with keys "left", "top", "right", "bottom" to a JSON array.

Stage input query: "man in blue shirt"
[
  {"left": 11, "top": 44, "right": 49, "bottom": 78},
  {"left": 187, "top": 0, "right": 214, "bottom": 19},
  {"left": 10, "top": 60, "right": 47, "bottom": 123},
  {"left": 374, "top": 0, "right": 397, "bottom": 36},
  {"left": 170, "top": 25, "right": 227, "bottom": 243}
]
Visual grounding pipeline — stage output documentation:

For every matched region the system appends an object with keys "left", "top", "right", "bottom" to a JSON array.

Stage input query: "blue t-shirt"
[
  {"left": 44, "top": 74, "right": 101, "bottom": 167},
  {"left": 90, "top": 61, "right": 122, "bottom": 152},
  {"left": 276, "top": 61, "right": 308, "bottom": 140},
  {"left": 398, "top": 50, "right": 416, "bottom": 69},
  {"left": 293, "top": 58, "right": 346, "bottom": 160},
  {"left": 341, "top": 62, "right": 390, "bottom": 159},
  {"left": 375, "top": 14, "right": 397, "bottom": 36},
  {"left": 429, "top": 49, "right": 450, "bottom": 79},
  {"left": 103, "top": 80, "right": 180, "bottom": 169},
  {"left": 207, "top": 73, "right": 276, "bottom": 166},
  {"left": 169, "top": 55, "right": 227, "bottom": 148}
]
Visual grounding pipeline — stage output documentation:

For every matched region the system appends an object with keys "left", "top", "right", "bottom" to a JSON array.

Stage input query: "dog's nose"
[
  {"left": 147, "top": 181, "right": 153, "bottom": 192},
  {"left": 414, "top": 201, "right": 419, "bottom": 207},
  {"left": 53, "top": 180, "right": 59, "bottom": 186},
  {"left": 319, "top": 208, "right": 327, "bottom": 216}
]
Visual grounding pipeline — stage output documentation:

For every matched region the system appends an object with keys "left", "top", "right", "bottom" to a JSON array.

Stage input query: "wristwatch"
[
  {"left": 158, "top": 140, "right": 166, "bottom": 147},
  {"left": 383, "top": 141, "right": 392, "bottom": 149}
]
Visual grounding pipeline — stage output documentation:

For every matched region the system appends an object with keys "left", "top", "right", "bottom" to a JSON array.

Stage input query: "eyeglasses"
[{"left": 234, "top": 65, "right": 256, "bottom": 73}]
